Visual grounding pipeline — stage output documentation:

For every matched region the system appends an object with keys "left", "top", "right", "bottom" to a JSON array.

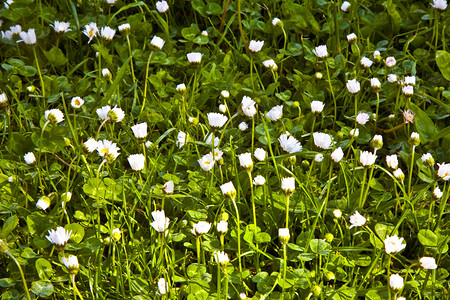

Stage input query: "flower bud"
[
  {"left": 410, "top": 132, "right": 420, "bottom": 146},
  {"left": 324, "top": 271, "right": 335, "bottom": 281},
  {"left": 325, "top": 233, "right": 334, "bottom": 243},
  {"left": 111, "top": 228, "right": 121, "bottom": 241},
  {"left": 278, "top": 228, "right": 290, "bottom": 245}
]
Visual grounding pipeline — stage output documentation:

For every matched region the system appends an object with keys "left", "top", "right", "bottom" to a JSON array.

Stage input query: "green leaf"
[
  {"left": 44, "top": 47, "right": 69, "bottom": 66},
  {"left": 387, "top": 0, "right": 402, "bottom": 34},
  {"left": 436, "top": 50, "right": 450, "bottom": 81},
  {"left": 26, "top": 212, "right": 48, "bottom": 235},
  {"left": 255, "top": 232, "right": 271, "bottom": 244},
  {"left": 374, "top": 223, "right": 395, "bottom": 241},
  {"left": 0, "top": 278, "right": 15, "bottom": 288},
  {"left": 410, "top": 103, "right": 435, "bottom": 143},
  {"left": 309, "top": 239, "right": 330, "bottom": 255},
  {"left": 187, "top": 263, "right": 207, "bottom": 279},
  {"left": 1, "top": 215, "right": 19, "bottom": 238},
  {"left": 65, "top": 223, "right": 85, "bottom": 243},
  {"left": 418, "top": 229, "right": 438, "bottom": 247},
  {"left": 35, "top": 258, "right": 53, "bottom": 280},
  {"left": 21, "top": 247, "right": 36, "bottom": 259},
  {"left": 31, "top": 280, "right": 54, "bottom": 297}
]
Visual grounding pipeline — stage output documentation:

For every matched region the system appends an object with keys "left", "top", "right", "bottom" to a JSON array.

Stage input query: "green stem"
[
  {"left": 224, "top": 266, "right": 229, "bottom": 299},
  {"left": 359, "top": 168, "right": 367, "bottom": 210},
  {"left": 37, "top": 120, "right": 50, "bottom": 193},
  {"left": 196, "top": 236, "right": 201, "bottom": 265},
  {"left": 230, "top": 198, "right": 242, "bottom": 281},
  {"left": 126, "top": 35, "right": 136, "bottom": 84},
  {"left": 282, "top": 244, "right": 287, "bottom": 296},
  {"left": 325, "top": 61, "right": 337, "bottom": 126},
  {"left": 323, "top": 161, "right": 334, "bottom": 218},
  {"left": 247, "top": 171, "right": 259, "bottom": 272},
  {"left": 250, "top": 54, "right": 255, "bottom": 91},
  {"left": 361, "top": 165, "right": 375, "bottom": 209},
  {"left": 33, "top": 46, "right": 45, "bottom": 100},
  {"left": 5, "top": 251, "right": 32, "bottom": 300},
  {"left": 141, "top": 51, "right": 154, "bottom": 113},
  {"left": 375, "top": 92, "right": 380, "bottom": 131},
  {"left": 387, "top": 256, "right": 392, "bottom": 300},
  {"left": 285, "top": 195, "right": 290, "bottom": 228},
  {"left": 408, "top": 146, "right": 415, "bottom": 197},
  {"left": 217, "top": 263, "right": 221, "bottom": 300}
]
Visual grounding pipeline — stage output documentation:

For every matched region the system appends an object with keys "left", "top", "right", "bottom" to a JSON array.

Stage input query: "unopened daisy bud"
[
  {"left": 61, "top": 255, "right": 79, "bottom": 275},
  {"left": 127, "top": 154, "right": 145, "bottom": 171},
  {"left": 108, "top": 106, "right": 125, "bottom": 122},
  {"left": 219, "top": 104, "right": 227, "bottom": 113},
  {"left": 102, "top": 68, "right": 112, "bottom": 80},
  {"left": 311, "top": 101, "right": 324, "bottom": 114},
  {"left": 410, "top": 132, "right": 420, "bottom": 146},
  {"left": 281, "top": 177, "right": 295, "bottom": 196},
  {"left": 254, "top": 148, "right": 266, "bottom": 161},
  {"left": 315, "top": 72, "right": 323, "bottom": 79},
  {"left": 278, "top": 228, "right": 290, "bottom": 245},
  {"left": 100, "top": 26, "right": 116, "bottom": 41},
  {"left": 0, "top": 93, "right": 7, "bottom": 109},
  {"left": 393, "top": 168, "right": 405, "bottom": 182},
  {"left": 313, "top": 45, "right": 328, "bottom": 59},
  {"left": 111, "top": 228, "right": 121, "bottom": 241},
  {"left": 421, "top": 153, "right": 434, "bottom": 167},
  {"left": 187, "top": 52, "right": 202, "bottom": 65},
  {"left": 220, "top": 90, "right": 229, "bottom": 98},
  {"left": 404, "top": 76, "right": 416, "bottom": 86},
  {"left": 315, "top": 153, "right": 324, "bottom": 162},
  {"left": 214, "top": 251, "right": 230, "bottom": 267},
  {"left": 27, "top": 85, "right": 36, "bottom": 92},
  {"left": 386, "top": 154, "right": 399, "bottom": 169},
  {"left": 331, "top": 147, "right": 344, "bottom": 163},
  {"left": 433, "top": 186, "right": 443, "bottom": 199},
  {"left": 220, "top": 181, "right": 236, "bottom": 200},
  {"left": 402, "top": 85, "right": 414, "bottom": 97},
  {"left": 238, "top": 152, "right": 253, "bottom": 171},
  {"left": 157, "top": 278, "right": 167, "bottom": 295},
  {"left": 419, "top": 256, "right": 438, "bottom": 269},
  {"left": 201, "top": 30, "right": 208, "bottom": 36},
  {"left": 45, "top": 109, "right": 64, "bottom": 124},
  {"left": 253, "top": 175, "right": 266, "bottom": 186},
  {"left": 217, "top": 220, "right": 228, "bottom": 234},
  {"left": 347, "top": 79, "right": 360, "bottom": 94},
  {"left": 347, "top": 33, "right": 357, "bottom": 43},
  {"left": 263, "top": 59, "right": 278, "bottom": 70},
  {"left": 272, "top": 17, "right": 282, "bottom": 27},
  {"left": 36, "top": 196, "right": 51, "bottom": 210},
  {"left": 24, "top": 152, "right": 36, "bottom": 165},
  {"left": 437, "top": 162, "right": 450, "bottom": 180},
  {"left": 389, "top": 274, "right": 404, "bottom": 291},
  {"left": 371, "top": 78, "right": 381, "bottom": 91},
  {"left": 248, "top": 40, "right": 264, "bottom": 53},
  {"left": 360, "top": 57, "right": 373, "bottom": 68},
  {"left": 189, "top": 117, "right": 199, "bottom": 125},
  {"left": 333, "top": 209, "right": 342, "bottom": 218},
  {"left": 360, "top": 151, "right": 377, "bottom": 167},
  {"left": 156, "top": 0, "right": 169, "bottom": 13},
  {"left": 289, "top": 155, "right": 297, "bottom": 165},
  {"left": 349, "top": 128, "right": 359, "bottom": 138},
  {"left": 325, "top": 233, "right": 334, "bottom": 243},
  {"left": 387, "top": 74, "right": 398, "bottom": 83},
  {"left": 61, "top": 192, "right": 72, "bottom": 203},
  {"left": 150, "top": 35, "right": 165, "bottom": 50},
  {"left": 341, "top": 1, "right": 350, "bottom": 11},
  {"left": 238, "top": 122, "right": 248, "bottom": 131},
  {"left": 385, "top": 56, "right": 396, "bottom": 68},
  {"left": 118, "top": 23, "right": 130, "bottom": 35},
  {"left": 371, "top": 135, "right": 383, "bottom": 150},
  {"left": 373, "top": 50, "right": 381, "bottom": 62},
  {"left": 131, "top": 123, "right": 148, "bottom": 140},
  {"left": 220, "top": 212, "right": 229, "bottom": 222}
]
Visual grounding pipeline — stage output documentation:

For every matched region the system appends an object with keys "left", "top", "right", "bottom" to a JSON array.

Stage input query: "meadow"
[{"left": 0, "top": 0, "right": 449, "bottom": 299}]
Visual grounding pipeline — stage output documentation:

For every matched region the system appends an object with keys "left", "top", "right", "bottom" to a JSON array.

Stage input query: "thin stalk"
[
  {"left": 37, "top": 120, "right": 51, "bottom": 193},
  {"left": 33, "top": 46, "right": 45, "bottom": 100},
  {"left": 280, "top": 26, "right": 288, "bottom": 75},
  {"left": 230, "top": 198, "right": 242, "bottom": 281},
  {"left": 374, "top": 92, "right": 380, "bottom": 131},
  {"left": 196, "top": 236, "right": 201, "bottom": 265},
  {"left": 361, "top": 165, "right": 375, "bottom": 209},
  {"left": 250, "top": 54, "right": 255, "bottom": 91},
  {"left": 237, "top": 0, "right": 247, "bottom": 47},
  {"left": 359, "top": 168, "right": 367, "bottom": 210},
  {"left": 325, "top": 61, "right": 337, "bottom": 126},
  {"left": 217, "top": 263, "right": 221, "bottom": 300},
  {"left": 408, "top": 146, "right": 415, "bottom": 197},
  {"left": 224, "top": 266, "right": 229, "bottom": 299},
  {"left": 434, "top": 182, "right": 448, "bottom": 231},
  {"left": 285, "top": 195, "right": 290, "bottom": 228},
  {"left": 5, "top": 251, "right": 32, "bottom": 300},
  {"left": 282, "top": 244, "right": 287, "bottom": 296},
  {"left": 323, "top": 161, "right": 334, "bottom": 218},
  {"left": 387, "top": 256, "right": 392, "bottom": 300},
  {"left": 141, "top": 51, "right": 154, "bottom": 113},
  {"left": 247, "top": 170, "right": 259, "bottom": 272},
  {"left": 71, "top": 274, "right": 85, "bottom": 300},
  {"left": 96, "top": 118, "right": 110, "bottom": 140},
  {"left": 354, "top": 94, "right": 358, "bottom": 129},
  {"left": 126, "top": 35, "right": 136, "bottom": 84}
]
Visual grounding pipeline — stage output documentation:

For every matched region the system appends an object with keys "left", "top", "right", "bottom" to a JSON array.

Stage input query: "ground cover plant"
[{"left": 0, "top": 0, "right": 449, "bottom": 299}]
